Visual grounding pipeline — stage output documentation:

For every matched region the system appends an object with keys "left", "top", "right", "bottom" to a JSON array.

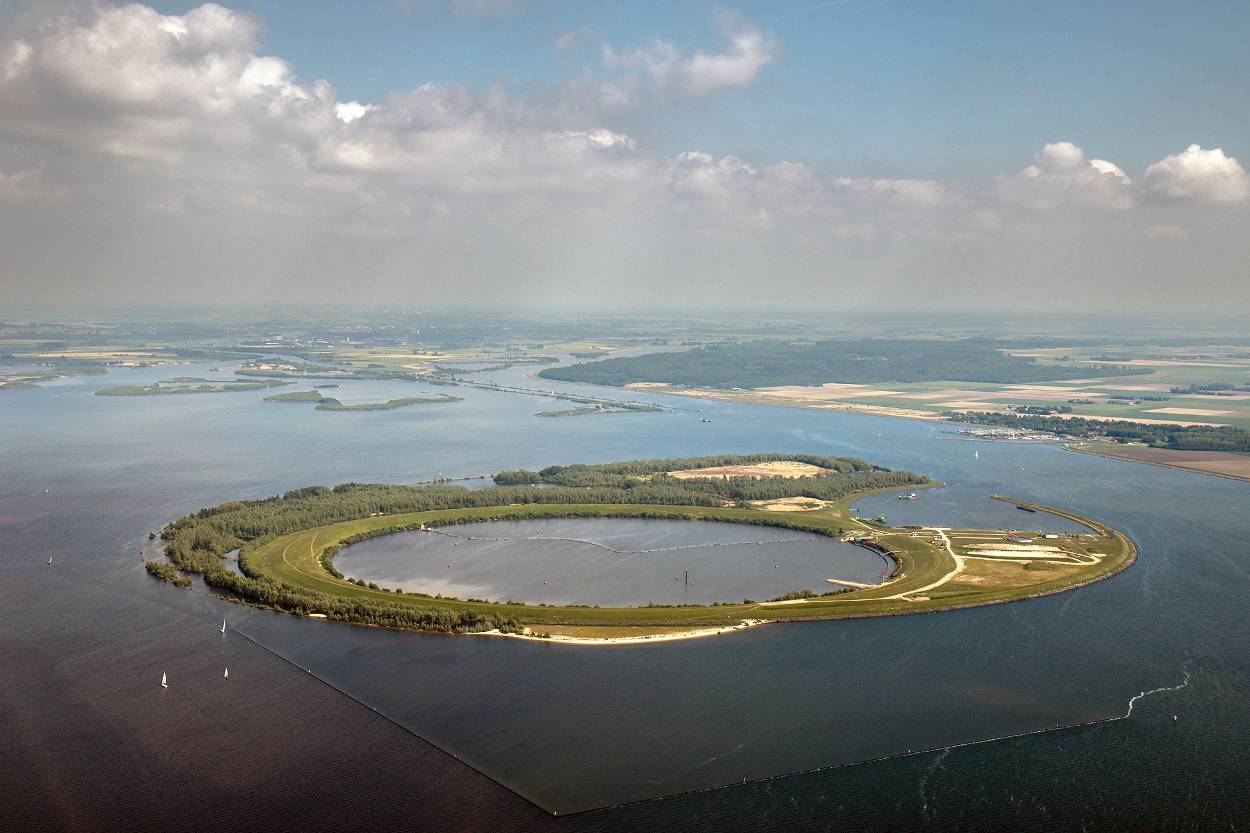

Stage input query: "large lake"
[
  {"left": 2, "top": 353, "right": 1248, "bottom": 828},
  {"left": 336, "top": 517, "right": 889, "bottom": 606}
]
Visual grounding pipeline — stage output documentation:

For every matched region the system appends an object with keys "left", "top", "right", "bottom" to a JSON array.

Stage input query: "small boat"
[
  {"left": 223, "top": 667, "right": 229, "bottom": 679},
  {"left": 220, "top": 617, "right": 227, "bottom": 634},
  {"left": 974, "top": 450, "right": 980, "bottom": 460},
  {"left": 701, "top": 418, "right": 712, "bottom": 423},
  {"left": 47, "top": 556, "right": 53, "bottom": 565},
  {"left": 161, "top": 671, "right": 168, "bottom": 689},
  {"left": 898, "top": 492, "right": 918, "bottom": 501}
]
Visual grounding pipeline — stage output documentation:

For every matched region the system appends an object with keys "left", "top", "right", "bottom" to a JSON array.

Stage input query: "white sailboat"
[
  {"left": 220, "top": 617, "right": 227, "bottom": 634},
  {"left": 47, "top": 556, "right": 53, "bottom": 565},
  {"left": 160, "top": 671, "right": 168, "bottom": 689},
  {"left": 223, "top": 667, "right": 229, "bottom": 679},
  {"left": 974, "top": 450, "right": 980, "bottom": 460}
]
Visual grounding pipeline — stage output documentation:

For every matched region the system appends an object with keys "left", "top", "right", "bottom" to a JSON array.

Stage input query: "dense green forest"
[
  {"left": 538, "top": 339, "right": 1151, "bottom": 388},
  {"left": 263, "top": 389, "right": 329, "bottom": 403},
  {"left": 147, "top": 454, "right": 926, "bottom": 631},
  {"left": 315, "top": 394, "right": 462, "bottom": 411},
  {"left": 263, "top": 391, "right": 462, "bottom": 409},
  {"left": 950, "top": 412, "right": 1250, "bottom": 452}
]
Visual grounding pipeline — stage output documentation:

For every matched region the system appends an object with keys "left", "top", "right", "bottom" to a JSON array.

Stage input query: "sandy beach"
[{"left": 477, "top": 620, "right": 767, "bottom": 646}]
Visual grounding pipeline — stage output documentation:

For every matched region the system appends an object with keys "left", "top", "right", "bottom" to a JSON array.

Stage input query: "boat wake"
[
  {"left": 1121, "top": 666, "right": 1191, "bottom": 720},
  {"left": 918, "top": 747, "right": 950, "bottom": 817},
  {"left": 696, "top": 743, "right": 744, "bottom": 769}
]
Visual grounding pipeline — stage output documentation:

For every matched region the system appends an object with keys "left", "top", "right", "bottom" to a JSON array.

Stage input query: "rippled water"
[{"left": 2, "top": 355, "right": 1249, "bottom": 829}]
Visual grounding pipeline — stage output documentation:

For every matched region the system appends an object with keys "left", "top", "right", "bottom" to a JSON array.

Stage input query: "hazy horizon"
[{"left": 1, "top": 0, "right": 1248, "bottom": 312}]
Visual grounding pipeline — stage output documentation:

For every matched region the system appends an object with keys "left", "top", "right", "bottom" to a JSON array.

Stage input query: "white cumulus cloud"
[
  {"left": 997, "top": 141, "right": 1133, "bottom": 209},
  {"left": 1142, "top": 144, "right": 1249, "bottom": 204},
  {"left": 603, "top": 10, "right": 776, "bottom": 95}
]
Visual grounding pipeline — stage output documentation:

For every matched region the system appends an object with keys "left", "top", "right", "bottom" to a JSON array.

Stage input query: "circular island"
[{"left": 149, "top": 454, "right": 1136, "bottom": 643}]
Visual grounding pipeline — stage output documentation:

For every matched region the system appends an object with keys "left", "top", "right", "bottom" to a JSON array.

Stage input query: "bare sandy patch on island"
[
  {"left": 624, "top": 382, "right": 671, "bottom": 389},
  {"left": 669, "top": 461, "right": 830, "bottom": 479},
  {"left": 748, "top": 496, "right": 834, "bottom": 512}
]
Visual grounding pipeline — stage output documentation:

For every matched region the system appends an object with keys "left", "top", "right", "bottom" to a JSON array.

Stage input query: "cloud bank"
[{"left": 0, "top": 3, "right": 1246, "bottom": 311}]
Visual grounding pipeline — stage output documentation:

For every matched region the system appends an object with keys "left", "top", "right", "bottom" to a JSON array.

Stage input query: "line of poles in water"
[{"left": 423, "top": 527, "right": 823, "bottom": 556}]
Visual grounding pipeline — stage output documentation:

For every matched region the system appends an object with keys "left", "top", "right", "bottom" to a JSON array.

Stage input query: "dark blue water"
[{"left": 2, "top": 356, "right": 1248, "bottom": 829}]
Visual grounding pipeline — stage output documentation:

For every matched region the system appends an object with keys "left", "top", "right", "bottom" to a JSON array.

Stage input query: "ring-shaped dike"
[{"left": 238, "top": 498, "right": 1135, "bottom": 640}]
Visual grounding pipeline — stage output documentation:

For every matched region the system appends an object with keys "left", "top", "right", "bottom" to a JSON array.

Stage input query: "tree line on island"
[
  {"left": 949, "top": 411, "right": 1250, "bottom": 452},
  {"left": 263, "top": 389, "right": 463, "bottom": 410},
  {"left": 537, "top": 339, "right": 1152, "bottom": 389},
  {"left": 147, "top": 454, "right": 927, "bottom": 632},
  {"left": 492, "top": 453, "right": 921, "bottom": 502}
]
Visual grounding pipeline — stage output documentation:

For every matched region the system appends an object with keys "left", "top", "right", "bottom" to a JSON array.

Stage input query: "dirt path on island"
[{"left": 883, "top": 528, "right": 963, "bottom": 600}]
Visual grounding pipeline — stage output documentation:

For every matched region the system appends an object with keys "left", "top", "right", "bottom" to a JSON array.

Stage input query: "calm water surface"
[
  {"left": 337, "top": 517, "right": 888, "bottom": 606},
  {"left": 2, "top": 356, "right": 1249, "bottom": 829}
]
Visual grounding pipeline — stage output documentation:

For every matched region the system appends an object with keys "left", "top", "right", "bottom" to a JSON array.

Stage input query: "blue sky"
[{"left": 138, "top": 0, "right": 1250, "bottom": 180}]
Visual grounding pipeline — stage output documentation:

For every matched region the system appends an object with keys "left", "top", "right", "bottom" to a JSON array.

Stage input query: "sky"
[{"left": 0, "top": 0, "right": 1247, "bottom": 312}]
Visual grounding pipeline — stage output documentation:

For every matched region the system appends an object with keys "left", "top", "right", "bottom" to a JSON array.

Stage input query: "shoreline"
[
  {"left": 661, "top": 387, "right": 949, "bottom": 422},
  {"left": 544, "top": 378, "right": 1245, "bottom": 441},
  {"left": 476, "top": 619, "right": 767, "bottom": 646}
]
